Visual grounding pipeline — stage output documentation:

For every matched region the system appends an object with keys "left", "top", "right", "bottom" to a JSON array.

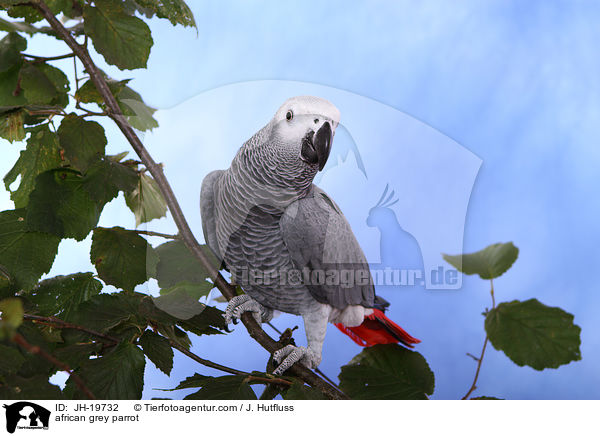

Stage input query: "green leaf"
[
  {"left": 485, "top": 298, "right": 582, "bottom": 370},
  {"left": 133, "top": 0, "right": 196, "bottom": 28},
  {"left": 0, "top": 297, "right": 24, "bottom": 330},
  {"left": 152, "top": 287, "right": 207, "bottom": 320},
  {"left": 282, "top": 380, "right": 327, "bottom": 400},
  {"left": 471, "top": 396, "right": 504, "bottom": 400},
  {"left": 443, "top": 242, "right": 519, "bottom": 280},
  {"left": 0, "top": 32, "right": 26, "bottom": 73},
  {"left": 53, "top": 342, "right": 102, "bottom": 369},
  {"left": 75, "top": 78, "right": 130, "bottom": 104},
  {"left": 90, "top": 226, "right": 158, "bottom": 291},
  {"left": 0, "top": 374, "right": 63, "bottom": 399},
  {"left": 0, "top": 108, "right": 25, "bottom": 142},
  {"left": 84, "top": 0, "right": 153, "bottom": 70},
  {"left": 159, "top": 280, "right": 213, "bottom": 300},
  {"left": 19, "top": 63, "right": 69, "bottom": 106},
  {"left": 26, "top": 168, "right": 102, "bottom": 241},
  {"left": 139, "top": 330, "right": 173, "bottom": 375},
  {"left": 69, "top": 292, "right": 140, "bottom": 331},
  {"left": 67, "top": 342, "right": 145, "bottom": 399},
  {"left": 177, "top": 304, "right": 226, "bottom": 335},
  {"left": 0, "top": 65, "right": 27, "bottom": 107},
  {"left": 125, "top": 172, "right": 167, "bottom": 226},
  {"left": 155, "top": 240, "right": 214, "bottom": 288},
  {"left": 0, "top": 209, "right": 60, "bottom": 290},
  {"left": 4, "top": 124, "right": 63, "bottom": 207},
  {"left": 81, "top": 157, "right": 139, "bottom": 205},
  {"left": 0, "top": 344, "right": 25, "bottom": 374},
  {"left": 28, "top": 272, "right": 103, "bottom": 320},
  {"left": 57, "top": 116, "right": 107, "bottom": 173},
  {"left": 118, "top": 85, "right": 158, "bottom": 131},
  {"left": 338, "top": 344, "right": 435, "bottom": 400},
  {"left": 184, "top": 375, "right": 257, "bottom": 400}
]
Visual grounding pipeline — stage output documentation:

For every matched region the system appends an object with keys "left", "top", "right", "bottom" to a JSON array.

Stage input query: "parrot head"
[{"left": 268, "top": 96, "right": 340, "bottom": 172}]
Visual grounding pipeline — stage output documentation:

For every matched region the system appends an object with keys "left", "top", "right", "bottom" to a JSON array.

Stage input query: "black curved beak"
[{"left": 301, "top": 121, "right": 333, "bottom": 171}]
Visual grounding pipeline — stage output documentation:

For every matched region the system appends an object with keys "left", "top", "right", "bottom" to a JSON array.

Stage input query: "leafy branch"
[
  {"left": 444, "top": 242, "right": 582, "bottom": 400},
  {"left": 12, "top": 332, "right": 96, "bottom": 400},
  {"left": 30, "top": 0, "right": 346, "bottom": 400}
]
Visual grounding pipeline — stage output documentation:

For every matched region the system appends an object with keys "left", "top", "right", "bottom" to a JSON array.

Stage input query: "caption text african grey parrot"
[{"left": 200, "top": 96, "right": 419, "bottom": 375}]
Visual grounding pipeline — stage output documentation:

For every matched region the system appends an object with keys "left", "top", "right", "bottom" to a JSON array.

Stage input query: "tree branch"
[
  {"left": 33, "top": 0, "right": 348, "bottom": 400},
  {"left": 23, "top": 52, "right": 75, "bottom": 63},
  {"left": 12, "top": 332, "right": 97, "bottom": 400},
  {"left": 168, "top": 339, "right": 247, "bottom": 376},
  {"left": 23, "top": 314, "right": 119, "bottom": 344},
  {"left": 133, "top": 230, "right": 180, "bottom": 240}
]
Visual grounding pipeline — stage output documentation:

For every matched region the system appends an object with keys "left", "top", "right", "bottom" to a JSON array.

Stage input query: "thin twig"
[
  {"left": 23, "top": 52, "right": 75, "bottom": 63},
  {"left": 33, "top": 0, "right": 348, "bottom": 400},
  {"left": 133, "top": 230, "right": 180, "bottom": 240},
  {"left": 461, "top": 336, "right": 489, "bottom": 400},
  {"left": 12, "top": 333, "right": 97, "bottom": 400},
  {"left": 169, "top": 340, "right": 291, "bottom": 386},
  {"left": 168, "top": 339, "right": 247, "bottom": 376},
  {"left": 461, "top": 278, "right": 495, "bottom": 400},
  {"left": 23, "top": 314, "right": 119, "bottom": 344},
  {"left": 244, "top": 375, "right": 292, "bottom": 387}
]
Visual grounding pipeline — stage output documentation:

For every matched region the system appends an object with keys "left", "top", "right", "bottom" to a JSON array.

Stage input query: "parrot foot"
[
  {"left": 223, "top": 295, "right": 273, "bottom": 325},
  {"left": 272, "top": 345, "right": 320, "bottom": 375}
]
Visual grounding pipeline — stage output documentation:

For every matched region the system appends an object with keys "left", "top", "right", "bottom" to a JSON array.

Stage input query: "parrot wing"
[
  {"left": 200, "top": 169, "right": 225, "bottom": 262},
  {"left": 280, "top": 185, "right": 375, "bottom": 309}
]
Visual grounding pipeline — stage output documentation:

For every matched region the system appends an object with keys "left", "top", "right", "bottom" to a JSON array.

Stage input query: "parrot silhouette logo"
[
  {"left": 367, "top": 184, "right": 425, "bottom": 285},
  {"left": 3, "top": 402, "right": 50, "bottom": 433}
]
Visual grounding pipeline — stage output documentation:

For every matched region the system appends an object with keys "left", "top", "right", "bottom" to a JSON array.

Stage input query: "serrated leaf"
[
  {"left": 485, "top": 298, "right": 581, "bottom": 370},
  {"left": 160, "top": 280, "right": 213, "bottom": 300},
  {"left": 152, "top": 287, "right": 206, "bottom": 320},
  {"left": 139, "top": 330, "right": 173, "bottom": 375},
  {"left": 0, "top": 344, "right": 25, "bottom": 374},
  {"left": 0, "top": 209, "right": 60, "bottom": 290},
  {"left": 471, "top": 396, "right": 503, "bottom": 400},
  {"left": 19, "top": 63, "right": 69, "bottom": 106},
  {"left": 70, "top": 292, "right": 145, "bottom": 332},
  {"left": 338, "top": 344, "right": 434, "bottom": 400},
  {"left": 57, "top": 116, "right": 107, "bottom": 173},
  {"left": 81, "top": 157, "right": 138, "bottom": 205},
  {"left": 54, "top": 342, "right": 102, "bottom": 369},
  {"left": 443, "top": 242, "right": 519, "bottom": 280},
  {"left": 67, "top": 342, "right": 145, "bottom": 399},
  {"left": 0, "top": 65, "right": 27, "bottom": 107},
  {"left": 0, "top": 374, "right": 63, "bottom": 399},
  {"left": 282, "top": 380, "right": 327, "bottom": 400},
  {"left": 125, "top": 172, "right": 167, "bottom": 226},
  {"left": 84, "top": 0, "right": 153, "bottom": 70},
  {"left": 155, "top": 240, "right": 215, "bottom": 288},
  {"left": 26, "top": 169, "right": 102, "bottom": 241},
  {"left": 118, "top": 85, "right": 158, "bottom": 131},
  {"left": 0, "top": 108, "right": 25, "bottom": 142},
  {"left": 184, "top": 375, "right": 257, "bottom": 400},
  {"left": 177, "top": 304, "right": 226, "bottom": 335},
  {"left": 91, "top": 227, "right": 158, "bottom": 291},
  {"left": 0, "top": 297, "right": 23, "bottom": 329},
  {"left": 4, "top": 124, "right": 63, "bottom": 207},
  {"left": 75, "top": 78, "right": 130, "bottom": 104},
  {"left": 133, "top": 0, "right": 196, "bottom": 28},
  {"left": 28, "top": 273, "right": 102, "bottom": 320},
  {"left": 0, "top": 32, "right": 26, "bottom": 73}
]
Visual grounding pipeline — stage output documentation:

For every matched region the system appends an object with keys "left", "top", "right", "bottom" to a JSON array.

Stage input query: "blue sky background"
[{"left": 1, "top": 0, "right": 600, "bottom": 399}]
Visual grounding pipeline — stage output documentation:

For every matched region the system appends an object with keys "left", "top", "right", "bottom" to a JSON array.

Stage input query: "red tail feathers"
[{"left": 335, "top": 309, "right": 420, "bottom": 348}]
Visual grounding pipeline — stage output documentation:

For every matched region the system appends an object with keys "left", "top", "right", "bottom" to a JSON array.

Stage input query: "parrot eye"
[{"left": 285, "top": 110, "right": 294, "bottom": 121}]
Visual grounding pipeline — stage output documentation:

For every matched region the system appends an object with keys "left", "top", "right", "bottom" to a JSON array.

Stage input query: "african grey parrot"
[{"left": 200, "top": 96, "right": 419, "bottom": 375}]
